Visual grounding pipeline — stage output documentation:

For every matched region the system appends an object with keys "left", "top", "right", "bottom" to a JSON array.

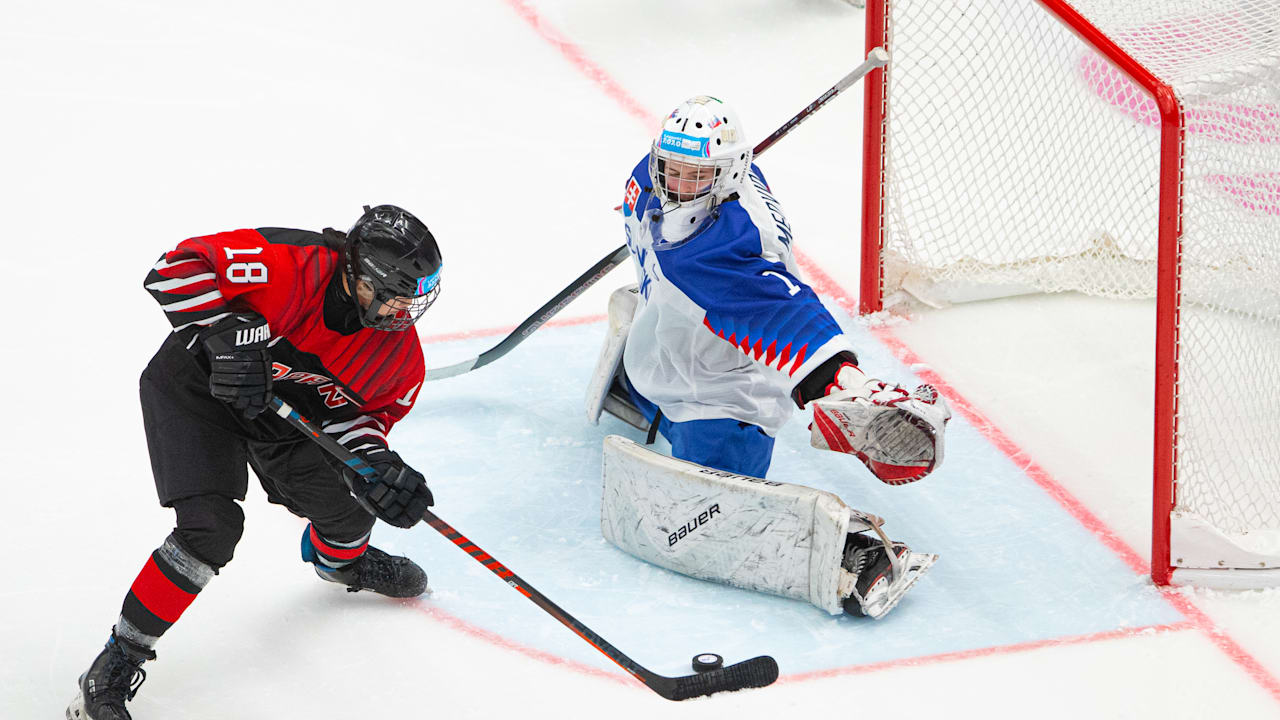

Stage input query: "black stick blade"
[{"left": 655, "top": 655, "right": 779, "bottom": 701}]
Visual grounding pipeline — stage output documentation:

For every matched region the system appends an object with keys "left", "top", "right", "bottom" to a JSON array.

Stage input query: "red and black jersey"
[{"left": 143, "top": 227, "right": 425, "bottom": 454}]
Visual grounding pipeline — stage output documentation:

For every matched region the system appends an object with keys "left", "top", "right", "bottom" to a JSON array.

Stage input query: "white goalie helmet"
[{"left": 648, "top": 96, "right": 752, "bottom": 211}]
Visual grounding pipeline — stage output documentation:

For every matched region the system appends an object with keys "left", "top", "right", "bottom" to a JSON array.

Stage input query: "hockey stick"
[
  {"left": 425, "top": 244, "right": 631, "bottom": 381},
  {"left": 268, "top": 396, "right": 779, "bottom": 700},
  {"left": 752, "top": 46, "right": 888, "bottom": 156},
  {"left": 613, "top": 47, "right": 890, "bottom": 206},
  {"left": 429, "top": 49, "right": 888, "bottom": 383}
]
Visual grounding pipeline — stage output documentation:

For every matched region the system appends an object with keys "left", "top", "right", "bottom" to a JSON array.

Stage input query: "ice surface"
[{"left": 3, "top": 1, "right": 1278, "bottom": 719}]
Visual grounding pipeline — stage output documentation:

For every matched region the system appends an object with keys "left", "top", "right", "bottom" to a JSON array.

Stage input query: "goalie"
[{"left": 586, "top": 96, "right": 950, "bottom": 617}]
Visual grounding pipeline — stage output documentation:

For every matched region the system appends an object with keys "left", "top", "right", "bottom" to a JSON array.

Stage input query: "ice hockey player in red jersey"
[{"left": 67, "top": 205, "right": 442, "bottom": 720}]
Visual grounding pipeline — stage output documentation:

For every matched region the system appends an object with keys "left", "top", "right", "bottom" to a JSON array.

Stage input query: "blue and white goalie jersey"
[{"left": 619, "top": 156, "right": 855, "bottom": 436}]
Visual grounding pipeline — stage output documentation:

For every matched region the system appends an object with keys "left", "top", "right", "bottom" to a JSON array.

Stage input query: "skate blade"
[
  {"left": 864, "top": 552, "right": 938, "bottom": 620},
  {"left": 602, "top": 391, "right": 649, "bottom": 432}
]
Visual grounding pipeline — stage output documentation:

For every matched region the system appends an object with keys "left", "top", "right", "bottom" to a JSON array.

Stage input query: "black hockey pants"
[{"left": 139, "top": 333, "right": 375, "bottom": 569}]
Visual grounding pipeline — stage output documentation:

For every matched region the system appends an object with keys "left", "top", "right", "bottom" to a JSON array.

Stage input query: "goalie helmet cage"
[{"left": 861, "top": 0, "right": 1280, "bottom": 588}]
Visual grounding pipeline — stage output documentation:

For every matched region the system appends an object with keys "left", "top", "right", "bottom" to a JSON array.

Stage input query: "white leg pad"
[
  {"left": 601, "top": 434, "right": 871, "bottom": 615},
  {"left": 585, "top": 285, "right": 640, "bottom": 426}
]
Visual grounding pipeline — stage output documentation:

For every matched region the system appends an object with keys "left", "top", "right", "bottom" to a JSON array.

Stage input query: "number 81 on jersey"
[{"left": 225, "top": 247, "right": 268, "bottom": 284}]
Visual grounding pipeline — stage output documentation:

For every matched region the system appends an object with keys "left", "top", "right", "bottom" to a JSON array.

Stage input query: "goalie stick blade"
[
  {"left": 651, "top": 655, "right": 780, "bottom": 701},
  {"left": 863, "top": 552, "right": 938, "bottom": 620}
]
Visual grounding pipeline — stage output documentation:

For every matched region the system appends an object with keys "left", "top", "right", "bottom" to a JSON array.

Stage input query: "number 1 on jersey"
[{"left": 762, "top": 270, "right": 800, "bottom": 296}]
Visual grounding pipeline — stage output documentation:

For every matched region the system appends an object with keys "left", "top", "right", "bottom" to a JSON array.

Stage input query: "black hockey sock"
[{"left": 117, "top": 534, "right": 215, "bottom": 648}]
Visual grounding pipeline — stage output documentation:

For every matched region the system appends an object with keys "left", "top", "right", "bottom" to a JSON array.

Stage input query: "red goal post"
[{"left": 861, "top": 0, "right": 1280, "bottom": 588}]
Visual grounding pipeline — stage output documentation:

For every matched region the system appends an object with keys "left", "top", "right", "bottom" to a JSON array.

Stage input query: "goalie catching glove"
[{"left": 804, "top": 361, "right": 951, "bottom": 484}]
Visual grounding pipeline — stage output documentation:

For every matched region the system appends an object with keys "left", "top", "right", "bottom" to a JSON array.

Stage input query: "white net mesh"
[{"left": 875, "top": 1, "right": 1280, "bottom": 556}]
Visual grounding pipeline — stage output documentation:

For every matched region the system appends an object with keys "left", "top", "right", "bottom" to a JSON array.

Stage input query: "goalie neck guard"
[{"left": 344, "top": 204, "right": 443, "bottom": 332}]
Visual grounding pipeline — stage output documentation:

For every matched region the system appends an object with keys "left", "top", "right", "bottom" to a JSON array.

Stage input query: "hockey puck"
[{"left": 691, "top": 652, "right": 724, "bottom": 673}]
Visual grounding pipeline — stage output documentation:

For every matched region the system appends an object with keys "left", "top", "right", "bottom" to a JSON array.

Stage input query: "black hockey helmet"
[{"left": 344, "top": 204, "right": 443, "bottom": 332}]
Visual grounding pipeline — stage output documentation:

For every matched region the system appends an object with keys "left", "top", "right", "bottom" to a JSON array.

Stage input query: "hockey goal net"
[{"left": 861, "top": 0, "right": 1280, "bottom": 588}]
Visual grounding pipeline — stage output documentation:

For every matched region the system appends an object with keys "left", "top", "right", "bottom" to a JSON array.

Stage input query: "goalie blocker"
[{"left": 601, "top": 435, "right": 936, "bottom": 618}]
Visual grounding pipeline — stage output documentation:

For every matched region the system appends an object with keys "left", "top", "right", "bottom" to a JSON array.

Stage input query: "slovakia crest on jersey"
[{"left": 622, "top": 177, "right": 641, "bottom": 218}]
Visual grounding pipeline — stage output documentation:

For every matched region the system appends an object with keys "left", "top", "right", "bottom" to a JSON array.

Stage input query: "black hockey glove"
[
  {"left": 346, "top": 448, "right": 434, "bottom": 528},
  {"left": 200, "top": 313, "right": 273, "bottom": 419}
]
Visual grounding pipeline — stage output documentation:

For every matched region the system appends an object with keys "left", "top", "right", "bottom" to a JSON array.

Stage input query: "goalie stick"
[
  {"left": 431, "top": 49, "right": 888, "bottom": 383},
  {"left": 752, "top": 46, "right": 888, "bottom": 157},
  {"left": 426, "top": 244, "right": 631, "bottom": 381},
  {"left": 268, "top": 397, "right": 780, "bottom": 700}
]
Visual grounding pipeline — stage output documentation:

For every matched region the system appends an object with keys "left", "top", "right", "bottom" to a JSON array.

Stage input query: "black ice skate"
[
  {"left": 841, "top": 530, "right": 937, "bottom": 619},
  {"left": 313, "top": 545, "right": 429, "bottom": 598},
  {"left": 66, "top": 632, "right": 155, "bottom": 720}
]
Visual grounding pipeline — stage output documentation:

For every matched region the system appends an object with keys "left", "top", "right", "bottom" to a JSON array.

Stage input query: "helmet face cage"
[
  {"left": 345, "top": 204, "right": 443, "bottom": 332},
  {"left": 649, "top": 151, "right": 738, "bottom": 206},
  {"left": 353, "top": 264, "right": 441, "bottom": 332},
  {"left": 648, "top": 96, "right": 751, "bottom": 210}
]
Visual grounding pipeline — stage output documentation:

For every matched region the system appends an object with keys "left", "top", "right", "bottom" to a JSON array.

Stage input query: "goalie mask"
[
  {"left": 344, "top": 204, "right": 443, "bottom": 332},
  {"left": 649, "top": 96, "right": 752, "bottom": 211}
]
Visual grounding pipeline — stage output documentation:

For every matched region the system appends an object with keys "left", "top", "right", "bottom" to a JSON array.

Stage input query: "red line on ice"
[
  {"left": 420, "top": 313, "right": 605, "bottom": 346},
  {"left": 780, "top": 621, "right": 1195, "bottom": 684},
  {"left": 413, "top": 1, "right": 1280, "bottom": 704},
  {"left": 498, "top": 0, "right": 652, "bottom": 129},
  {"left": 408, "top": 600, "right": 635, "bottom": 689},
  {"left": 796, "top": 251, "right": 1280, "bottom": 703}
]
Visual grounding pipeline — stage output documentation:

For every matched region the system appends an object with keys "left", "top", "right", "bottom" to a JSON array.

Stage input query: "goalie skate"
[{"left": 841, "top": 510, "right": 937, "bottom": 619}]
